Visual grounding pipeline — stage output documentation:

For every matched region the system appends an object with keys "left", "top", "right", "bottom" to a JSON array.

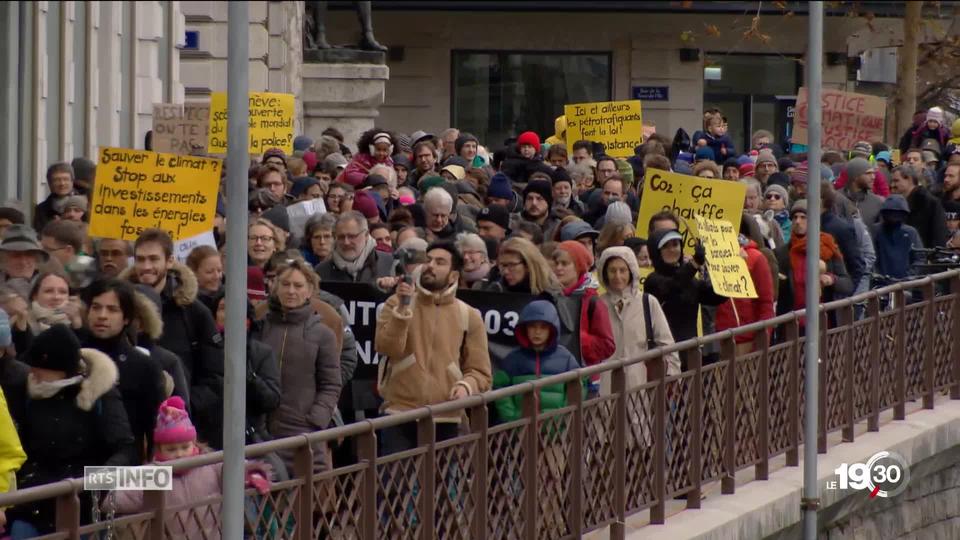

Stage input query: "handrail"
[{"left": 2, "top": 268, "right": 958, "bottom": 539}]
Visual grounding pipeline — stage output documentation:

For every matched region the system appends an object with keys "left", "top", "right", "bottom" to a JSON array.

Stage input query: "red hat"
[
  {"left": 352, "top": 190, "right": 380, "bottom": 220},
  {"left": 247, "top": 266, "right": 267, "bottom": 302},
  {"left": 153, "top": 396, "right": 197, "bottom": 445},
  {"left": 302, "top": 151, "right": 319, "bottom": 173},
  {"left": 517, "top": 131, "right": 541, "bottom": 153},
  {"left": 557, "top": 240, "right": 594, "bottom": 276},
  {"left": 738, "top": 162, "right": 755, "bottom": 177}
]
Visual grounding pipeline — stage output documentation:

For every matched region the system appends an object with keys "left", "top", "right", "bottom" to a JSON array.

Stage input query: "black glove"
[{"left": 693, "top": 241, "right": 707, "bottom": 266}]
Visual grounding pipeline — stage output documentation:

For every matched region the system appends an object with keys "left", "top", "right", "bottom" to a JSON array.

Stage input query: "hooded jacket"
[
  {"left": 644, "top": 229, "right": 728, "bottom": 344},
  {"left": 905, "top": 185, "right": 948, "bottom": 248},
  {"left": 820, "top": 211, "right": 865, "bottom": 287},
  {"left": 596, "top": 248, "right": 679, "bottom": 391},
  {"left": 258, "top": 299, "right": 341, "bottom": 472},
  {"left": 133, "top": 290, "right": 190, "bottom": 408},
  {"left": 0, "top": 386, "right": 26, "bottom": 494},
  {"left": 375, "top": 277, "right": 492, "bottom": 422},
  {"left": 79, "top": 328, "right": 166, "bottom": 464},
  {"left": 342, "top": 152, "right": 394, "bottom": 188},
  {"left": 122, "top": 262, "right": 224, "bottom": 448},
  {"left": 714, "top": 240, "right": 775, "bottom": 344},
  {"left": 2, "top": 348, "right": 136, "bottom": 533},
  {"left": 493, "top": 300, "right": 580, "bottom": 423},
  {"left": 870, "top": 196, "right": 924, "bottom": 279}
]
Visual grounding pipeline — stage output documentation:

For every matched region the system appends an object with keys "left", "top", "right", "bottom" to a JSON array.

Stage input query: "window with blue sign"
[{"left": 452, "top": 51, "right": 611, "bottom": 147}]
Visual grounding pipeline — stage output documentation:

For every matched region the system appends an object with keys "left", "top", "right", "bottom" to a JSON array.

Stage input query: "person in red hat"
[{"left": 501, "top": 131, "right": 545, "bottom": 184}]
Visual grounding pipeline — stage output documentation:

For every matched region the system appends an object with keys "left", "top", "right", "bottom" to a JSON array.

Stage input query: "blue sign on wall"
[{"left": 632, "top": 86, "right": 669, "bottom": 101}]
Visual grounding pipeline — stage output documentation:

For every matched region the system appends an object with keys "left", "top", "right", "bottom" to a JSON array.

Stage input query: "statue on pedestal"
[{"left": 305, "top": 1, "right": 387, "bottom": 52}]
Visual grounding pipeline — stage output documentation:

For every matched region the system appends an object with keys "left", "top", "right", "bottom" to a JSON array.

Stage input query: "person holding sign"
[
  {"left": 644, "top": 228, "right": 727, "bottom": 357},
  {"left": 774, "top": 200, "right": 853, "bottom": 319},
  {"left": 714, "top": 223, "right": 775, "bottom": 356}
]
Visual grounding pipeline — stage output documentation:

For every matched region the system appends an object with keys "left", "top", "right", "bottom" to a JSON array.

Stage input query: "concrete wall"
[
  {"left": 323, "top": 9, "right": 862, "bottom": 138},
  {"left": 0, "top": 1, "right": 185, "bottom": 207},
  {"left": 818, "top": 445, "right": 960, "bottom": 540},
  {"left": 179, "top": 0, "right": 304, "bottom": 134}
]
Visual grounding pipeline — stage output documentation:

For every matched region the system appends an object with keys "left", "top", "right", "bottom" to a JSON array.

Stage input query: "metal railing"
[{"left": 3, "top": 270, "right": 959, "bottom": 540}]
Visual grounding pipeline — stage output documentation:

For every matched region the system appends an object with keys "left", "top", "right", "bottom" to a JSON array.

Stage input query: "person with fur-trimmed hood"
[
  {"left": 122, "top": 229, "right": 225, "bottom": 449},
  {"left": 130, "top": 283, "right": 191, "bottom": 409},
  {"left": 0, "top": 324, "right": 136, "bottom": 537},
  {"left": 78, "top": 279, "right": 167, "bottom": 463}
]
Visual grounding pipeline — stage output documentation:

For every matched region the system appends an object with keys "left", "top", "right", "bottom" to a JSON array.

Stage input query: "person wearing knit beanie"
[
  {"left": 293, "top": 135, "right": 314, "bottom": 153},
  {"left": 694, "top": 146, "right": 716, "bottom": 163},
  {"left": 765, "top": 184, "right": 792, "bottom": 242},
  {"left": 153, "top": 396, "right": 199, "bottom": 460},
  {"left": 522, "top": 179, "right": 554, "bottom": 232},
  {"left": 556, "top": 240, "right": 594, "bottom": 277},
  {"left": 790, "top": 199, "right": 807, "bottom": 217},
  {"left": 844, "top": 157, "right": 873, "bottom": 184},
  {"left": 523, "top": 179, "right": 553, "bottom": 208},
  {"left": 755, "top": 152, "right": 778, "bottom": 184},
  {"left": 739, "top": 162, "right": 755, "bottom": 178},
  {"left": 25, "top": 324, "right": 82, "bottom": 376},
  {"left": 517, "top": 131, "right": 541, "bottom": 157},
  {"left": 605, "top": 201, "right": 633, "bottom": 226},
  {"left": 487, "top": 172, "right": 513, "bottom": 202},
  {"left": 418, "top": 175, "right": 446, "bottom": 194},
  {"left": 352, "top": 190, "right": 381, "bottom": 223},
  {"left": 927, "top": 106, "right": 945, "bottom": 128}
]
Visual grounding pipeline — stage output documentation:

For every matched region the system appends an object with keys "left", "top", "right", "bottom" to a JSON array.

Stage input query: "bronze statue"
[{"left": 305, "top": 1, "right": 387, "bottom": 52}]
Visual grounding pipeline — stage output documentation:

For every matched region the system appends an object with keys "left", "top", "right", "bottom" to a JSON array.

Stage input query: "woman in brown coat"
[{"left": 257, "top": 259, "right": 342, "bottom": 472}]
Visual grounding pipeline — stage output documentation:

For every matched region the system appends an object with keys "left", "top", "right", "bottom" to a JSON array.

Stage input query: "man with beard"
[
  {"left": 316, "top": 211, "right": 394, "bottom": 283},
  {"left": 375, "top": 242, "right": 492, "bottom": 455},
  {"left": 841, "top": 157, "right": 885, "bottom": 226},
  {"left": 520, "top": 179, "right": 560, "bottom": 239},
  {"left": 938, "top": 163, "right": 960, "bottom": 204},
  {"left": 124, "top": 228, "right": 225, "bottom": 448},
  {"left": 80, "top": 279, "right": 166, "bottom": 463},
  {"left": 890, "top": 165, "right": 948, "bottom": 248}
]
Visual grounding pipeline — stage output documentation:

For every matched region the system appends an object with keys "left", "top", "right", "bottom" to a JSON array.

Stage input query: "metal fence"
[{"left": 3, "top": 270, "right": 959, "bottom": 540}]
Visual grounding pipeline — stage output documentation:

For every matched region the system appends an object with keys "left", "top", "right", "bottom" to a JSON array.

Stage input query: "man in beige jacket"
[{"left": 375, "top": 241, "right": 491, "bottom": 455}]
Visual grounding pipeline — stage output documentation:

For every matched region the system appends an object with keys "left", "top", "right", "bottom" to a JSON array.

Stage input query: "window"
[{"left": 452, "top": 51, "right": 611, "bottom": 148}]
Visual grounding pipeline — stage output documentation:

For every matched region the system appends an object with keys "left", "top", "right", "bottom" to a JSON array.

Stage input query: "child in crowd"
[
  {"left": 692, "top": 110, "right": 736, "bottom": 163},
  {"left": 493, "top": 300, "right": 581, "bottom": 422},
  {"left": 111, "top": 397, "right": 271, "bottom": 539}
]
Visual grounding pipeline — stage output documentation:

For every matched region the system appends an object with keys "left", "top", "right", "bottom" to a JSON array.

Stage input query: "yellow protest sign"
[
  {"left": 636, "top": 169, "right": 746, "bottom": 254},
  {"left": 208, "top": 92, "right": 295, "bottom": 154},
  {"left": 564, "top": 99, "right": 643, "bottom": 158},
  {"left": 694, "top": 214, "right": 757, "bottom": 299},
  {"left": 89, "top": 147, "right": 221, "bottom": 241}
]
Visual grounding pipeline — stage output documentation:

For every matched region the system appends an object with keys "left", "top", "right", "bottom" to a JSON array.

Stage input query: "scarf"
[
  {"left": 27, "top": 373, "right": 84, "bottom": 399},
  {"left": 332, "top": 235, "right": 377, "bottom": 278},
  {"left": 562, "top": 273, "right": 596, "bottom": 297},
  {"left": 462, "top": 262, "right": 491, "bottom": 285},
  {"left": 29, "top": 300, "right": 71, "bottom": 334},
  {"left": 788, "top": 232, "right": 840, "bottom": 310}
]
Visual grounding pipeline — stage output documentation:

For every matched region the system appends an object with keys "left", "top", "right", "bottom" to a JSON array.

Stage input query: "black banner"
[{"left": 319, "top": 282, "right": 583, "bottom": 412}]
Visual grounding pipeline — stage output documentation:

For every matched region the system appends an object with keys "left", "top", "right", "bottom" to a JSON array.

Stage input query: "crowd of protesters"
[{"left": 0, "top": 104, "right": 958, "bottom": 537}]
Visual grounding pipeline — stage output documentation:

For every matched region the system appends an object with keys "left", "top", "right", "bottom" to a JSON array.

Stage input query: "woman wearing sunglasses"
[{"left": 764, "top": 184, "right": 791, "bottom": 242}]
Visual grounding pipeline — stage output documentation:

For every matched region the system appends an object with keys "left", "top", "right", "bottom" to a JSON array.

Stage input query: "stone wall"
[{"left": 817, "top": 445, "right": 960, "bottom": 540}]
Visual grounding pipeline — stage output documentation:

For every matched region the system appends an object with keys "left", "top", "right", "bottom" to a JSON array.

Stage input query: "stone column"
[{"left": 301, "top": 51, "right": 389, "bottom": 151}]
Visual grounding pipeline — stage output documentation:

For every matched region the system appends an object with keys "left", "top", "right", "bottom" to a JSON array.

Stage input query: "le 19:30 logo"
[{"left": 827, "top": 451, "right": 910, "bottom": 498}]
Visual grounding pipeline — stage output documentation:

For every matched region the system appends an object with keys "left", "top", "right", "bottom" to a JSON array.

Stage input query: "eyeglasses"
[
  {"left": 335, "top": 231, "right": 365, "bottom": 243},
  {"left": 248, "top": 235, "right": 275, "bottom": 244},
  {"left": 765, "top": 193, "right": 782, "bottom": 200},
  {"left": 498, "top": 260, "right": 525, "bottom": 271}
]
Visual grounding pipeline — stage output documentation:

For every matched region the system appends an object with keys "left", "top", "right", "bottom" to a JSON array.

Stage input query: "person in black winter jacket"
[
  {"left": 500, "top": 131, "right": 545, "bottom": 185},
  {"left": 79, "top": 279, "right": 166, "bottom": 463},
  {"left": 0, "top": 325, "right": 136, "bottom": 536},
  {"left": 819, "top": 181, "right": 865, "bottom": 290},
  {"left": 130, "top": 284, "right": 191, "bottom": 408},
  {"left": 644, "top": 229, "right": 727, "bottom": 353},
  {"left": 123, "top": 229, "right": 225, "bottom": 449},
  {"left": 891, "top": 165, "right": 949, "bottom": 248}
]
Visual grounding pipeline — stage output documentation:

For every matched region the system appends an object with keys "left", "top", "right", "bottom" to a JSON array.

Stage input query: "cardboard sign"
[
  {"left": 208, "top": 92, "right": 295, "bottom": 154},
  {"left": 694, "top": 214, "right": 757, "bottom": 299},
  {"left": 793, "top": 87, "right": 885, "bottom": 151},
  {"left": 173, "top": 230, "right": 218, "bottom": 264},
  {"left": 564, "top": 99, "right": 643, "bottom": 158},
  {"left": 89, "top": 147, "right": 221, "bottom": 241},
  {"left": 636, "top": 169, "right": 746, "bottom": 254},
  {"left": 152, "top": 103, "right": 210, "bottom": 155}
]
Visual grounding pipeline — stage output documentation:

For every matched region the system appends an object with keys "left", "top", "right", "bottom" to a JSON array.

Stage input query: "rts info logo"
[{"left": 825, "top": 451, "right": 910, "bottom": 498}]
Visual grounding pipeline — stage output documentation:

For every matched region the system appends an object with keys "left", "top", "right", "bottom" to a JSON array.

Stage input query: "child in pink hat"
[{"left": 110, "top": 397, "right": 273, "bottom": 538}]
